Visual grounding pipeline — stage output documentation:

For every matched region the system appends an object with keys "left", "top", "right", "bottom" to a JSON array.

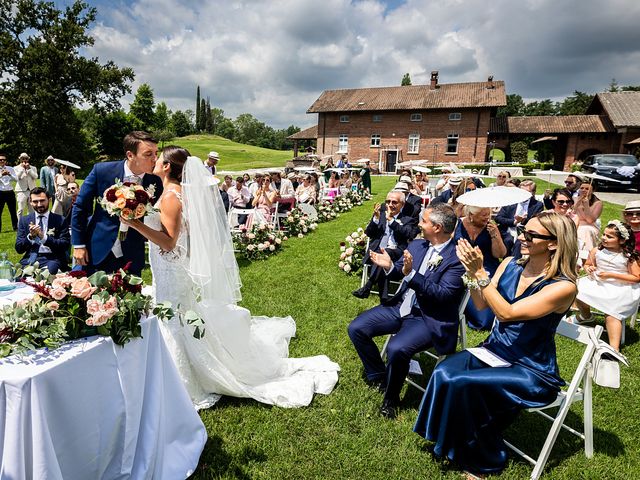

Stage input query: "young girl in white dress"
[{"left": 573, "top": 220, "right": 640, "bottom": 350}]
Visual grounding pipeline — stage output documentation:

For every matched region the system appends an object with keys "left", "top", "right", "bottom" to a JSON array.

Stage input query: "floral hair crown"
[{"left": 607, "top": 219, "right": 630, "bottom": 241}]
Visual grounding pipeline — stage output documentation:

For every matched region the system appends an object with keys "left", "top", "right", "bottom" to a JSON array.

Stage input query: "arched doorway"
[{"left": 578, "top": 148, "right": 602, "bottom": 160}]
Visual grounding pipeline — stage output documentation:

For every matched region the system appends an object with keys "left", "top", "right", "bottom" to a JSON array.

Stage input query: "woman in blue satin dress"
[
  {"left": 414, "top": 211, "right": 578, "bottom": 476},
  {"left": 453, "top": 205, "right": 508, "bottom": 330}
]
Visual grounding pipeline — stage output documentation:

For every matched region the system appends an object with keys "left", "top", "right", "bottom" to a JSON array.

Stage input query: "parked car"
[{"left": 580, "top": 154, "right": 640, "bottom": 190}]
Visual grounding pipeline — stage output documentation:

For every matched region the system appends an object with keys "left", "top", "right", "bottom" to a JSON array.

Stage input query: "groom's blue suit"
[
  {"left": 348, "top": 238, "right": 465, "bottom": 405},
  {"left": 71, "top": 160, "right": 163, "bottom": 275}
]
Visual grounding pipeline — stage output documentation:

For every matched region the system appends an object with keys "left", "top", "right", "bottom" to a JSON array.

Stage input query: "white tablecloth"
[{"left": 0, "top": 315, "right": 207, "bottom": 479}]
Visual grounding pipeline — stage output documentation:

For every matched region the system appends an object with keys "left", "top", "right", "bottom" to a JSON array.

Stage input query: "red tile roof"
[
  {"left": 307, "top": 81, "right": 506, "bottom": 113},
  {"left": 287, "top": 125, "right": 317, "bottom": 140},
  {"left": 489, "top": 115, "right": 614, "bottom": 134},
  {"left": 593, "top": 92, "right": 640, "bottom": 127}
]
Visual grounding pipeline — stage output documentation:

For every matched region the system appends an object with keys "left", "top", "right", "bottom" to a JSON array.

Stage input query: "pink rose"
[
  {"left": 52, "top": 274, "right": 74, "bottom": 289},
  {"left": 70, "top": 278, "right": 97, "bottom": 300},
  {"left": 46, "top": 301, "right": 60, "bottom": 311},
  {"left": 90, "top": 311, "right": 111, "bottom": 326},
  {"left": 86, "top": 298, "right": 100, "bottom": 315},
  {"left": 50, "top": 287, "right": 67, "bottom": 300}
]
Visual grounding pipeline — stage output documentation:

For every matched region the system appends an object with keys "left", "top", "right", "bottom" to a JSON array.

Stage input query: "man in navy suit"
[
  {"left": 71, "top": 131, "right": 163, "bottom": 276},
  {"left": 15, "top": 187, "right": 70, "bottom": 274},
  {"left": 348, "top": 203, "right": 465, "bottom": 419},
  {"left": 352, "top": 190, "right": 419, "bottom": 300}
]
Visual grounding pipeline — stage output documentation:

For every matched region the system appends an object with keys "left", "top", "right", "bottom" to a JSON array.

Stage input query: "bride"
[{"left": 122, "top": 146, "right": 339, "bottom": 409}]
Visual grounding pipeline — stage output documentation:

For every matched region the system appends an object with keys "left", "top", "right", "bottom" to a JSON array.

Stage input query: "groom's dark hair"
[{"left": 123, "top": 131, "right": 157, "bottom": 155}]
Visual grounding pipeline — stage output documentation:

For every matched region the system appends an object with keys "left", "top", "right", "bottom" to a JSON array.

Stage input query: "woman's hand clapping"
[{"left": 456, "top": 239, "right": 485, "bottom": 277}]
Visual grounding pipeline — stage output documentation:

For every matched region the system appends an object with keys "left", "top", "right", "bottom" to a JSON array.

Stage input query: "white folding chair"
[
  {"left": 359, "top": 238, "right": 402, "bottom": 296},
  {"left": 503, "top": 321, "right": 604, "bottom": 480},
  {"left": 227, "top": 207, "right": 255, "bottom": 234},
  {"left": 380, "top": 288, "right": 471, "bottom": 393},
  {"left": 297, "top": 202, "right": 318, "bottom": 221}
]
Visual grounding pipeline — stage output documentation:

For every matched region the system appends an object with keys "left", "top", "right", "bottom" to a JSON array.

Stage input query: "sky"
[{"left": 64, "top": 0, "right": 640, "bottom": 129}]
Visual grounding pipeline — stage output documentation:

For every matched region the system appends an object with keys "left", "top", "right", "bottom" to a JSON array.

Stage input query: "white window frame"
[
  {"left": 339, "top": 115, "right": 350, "bottom": 123},
  {"left": 446, "top": 133, "right": 459, "bottom": 154},
  {"left": 372, "top": 114, "right": 382, "bottom": 123},
  {"left": 338, "top": 134, "right": 348, "bottom": 153},
  {"left": 449, "top": 112, "right": 462, "bottom": 121},
  {"left": 408, "top": 134, "right": 420, "bottom": 154},
  {"left": 370, "top": 134, "right": 381, "bottom": 147},
  {"left": 410, "top": 113, "right": 422, "bottom": 122}
]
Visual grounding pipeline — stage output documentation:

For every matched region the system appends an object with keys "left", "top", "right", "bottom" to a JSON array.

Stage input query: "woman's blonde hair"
[
  {"left": 462, "top": 205, "right": 489, "bottom": 217},
  {"left": 535, "top": 211, "right": 578, "bottom": 282}
]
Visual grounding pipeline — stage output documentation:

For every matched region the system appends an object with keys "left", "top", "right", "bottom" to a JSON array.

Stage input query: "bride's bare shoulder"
[{"left": 159, "top": 188, "right": 183, "bottom": 214}]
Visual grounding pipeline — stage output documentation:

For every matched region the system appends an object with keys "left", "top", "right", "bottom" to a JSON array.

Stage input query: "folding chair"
[
  {"left": 380, "top": 288, "right": 471, "bottom": 393},
  {"left": 273, "top": 198, "right": 296, "bottom": 230},
  {"left": 503, "top": 321, "right": 604, "bottom": 480},
  {"left": 227, "top": 207, "right": 254, "bottom": 234},
  {"left": 359, "top": 238, "right": 402, "bottom": 296},
  {"left": 298, "top": 202, "right": 318, "bottom": 221}
]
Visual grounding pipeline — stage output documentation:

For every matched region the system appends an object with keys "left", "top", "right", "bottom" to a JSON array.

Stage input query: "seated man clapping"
[
  {"left": 352, "top": 190, "right": 419, "bottom": 300},
  {"left": 348, "top": 204, "right": 466, "bottom": 419}
]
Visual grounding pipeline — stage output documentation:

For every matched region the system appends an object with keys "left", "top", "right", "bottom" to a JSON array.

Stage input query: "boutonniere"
[
  {"left": 47, "top": 227, "right": 56, "bottom": 236},
  {"left": 427, "top": 254, "right": 443, "bottom": 270}
]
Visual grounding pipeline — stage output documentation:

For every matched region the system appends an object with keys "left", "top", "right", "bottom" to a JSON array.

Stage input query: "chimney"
[
  {"left": 430, "top": 71, "right": 439, "bottom": 90},
  {"left": 487, "top": 75, "right": 494, "bottom": 89}
]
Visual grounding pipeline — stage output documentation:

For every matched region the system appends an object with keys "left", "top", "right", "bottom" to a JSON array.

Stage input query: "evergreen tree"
[
  {"left": 129, "top": 83, "right": 156, "bottom": 130},
  {"left": 195, "top": 85, "right": 201, "bottom": 132},
  {"left": 199, "top": 99, "right": 207, "bottom": 131},
  {"left": 401, "top": 73, "right": 412, "bottom": 86},
  {"left": 205, "top": 97, "right": 213, "bottom": 133}
]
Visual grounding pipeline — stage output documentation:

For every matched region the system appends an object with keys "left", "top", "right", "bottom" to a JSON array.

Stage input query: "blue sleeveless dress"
[
  {"left": 413, "top": 258, "right": 567, "bottom": 474},
  {"left": 453, "top": 222, "right": 501, "bottom": 330}
]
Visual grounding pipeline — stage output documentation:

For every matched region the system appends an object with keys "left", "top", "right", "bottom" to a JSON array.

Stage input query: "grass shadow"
[{"left": 193, "top": 434, "right": 267, "bottom": 479}]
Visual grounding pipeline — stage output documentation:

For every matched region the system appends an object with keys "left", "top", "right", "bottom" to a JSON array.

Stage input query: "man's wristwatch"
[{"left": 477, "top": 277, "right": 491, "bottom": 288}]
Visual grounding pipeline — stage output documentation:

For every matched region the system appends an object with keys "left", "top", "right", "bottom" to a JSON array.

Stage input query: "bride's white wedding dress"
[{"left": 146, "top": 159, "right": 339, "bottom": 410}]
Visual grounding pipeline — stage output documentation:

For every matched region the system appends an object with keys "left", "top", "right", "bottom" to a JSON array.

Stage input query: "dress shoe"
[
  {"left": 352, "top": 287, "right": 371, "bottom": 299},
  {"left": 379, "top": 399, "right": 398, "bottom": 419}
]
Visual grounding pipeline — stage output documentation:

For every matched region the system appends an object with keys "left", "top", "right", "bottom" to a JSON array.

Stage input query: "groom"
[
  {"left": 348, "top": 203, "right": 465, "bottom": 419},
  {"left": 71, "top": 131, "right": 163, "bottom": 276}
]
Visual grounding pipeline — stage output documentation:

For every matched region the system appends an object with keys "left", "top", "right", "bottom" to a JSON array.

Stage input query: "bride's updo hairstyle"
[
  {"left": 161, "top": 145, "right": 190, "bottom": 183},
  {"left": 534, "top": 211, "right": 578, "bottom": 283}
]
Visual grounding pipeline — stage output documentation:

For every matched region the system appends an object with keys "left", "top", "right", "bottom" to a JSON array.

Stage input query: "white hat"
[
  {"left": 399, "top": 175, "right": 413, "bottom": 184},
  {"left": 46, "top": 155, "right": 55, "bottom": 161},
  {"left": 448, "top": 177, "right": 462, "bottom": 186},
  {"left": 393, "top": 182, "right": 409, "bottom": 192},
  {"left": 19, "top": 152, "right": 29, "bottom": 160},
  {"left": 208, "top": 151, "right": 219, "bottom": 159},
  {"left": 287, "top": 172, "right": 296, "bottom": 179},
  {"left": 624, "top": 200, "right": 640, "bottom": 212}
]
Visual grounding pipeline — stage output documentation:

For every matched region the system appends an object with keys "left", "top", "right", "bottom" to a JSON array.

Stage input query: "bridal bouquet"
[
  {"left": 101, "top": 180, "right": 157, "bottom": 240},
  {"left": 338, "top": 228, "right": 368, "bottom": 274},
  {"left": 0, "top": 263, "right": 172, "bottom": 358}
]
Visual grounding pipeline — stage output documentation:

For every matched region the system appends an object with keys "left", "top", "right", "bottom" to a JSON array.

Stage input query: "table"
[{"left": 0, "top": 315, "right": 207, "bottom": 479}]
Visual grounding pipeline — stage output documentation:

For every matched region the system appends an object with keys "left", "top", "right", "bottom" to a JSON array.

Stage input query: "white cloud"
[{"left": 87, "top": 0, "right": 640, "bottom": 128}]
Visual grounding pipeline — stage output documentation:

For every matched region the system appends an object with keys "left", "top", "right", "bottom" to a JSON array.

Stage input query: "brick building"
[{"left": 306, "top": 72, "right": 506, "bottom": 172}]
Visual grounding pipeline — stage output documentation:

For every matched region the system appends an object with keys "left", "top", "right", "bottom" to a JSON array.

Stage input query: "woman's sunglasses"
[
  {"left": 516, "top": 225, "right": 556, "bottom": 242},
  {"left": 555, "top": 199, "right": 573, "bottom": 205}
]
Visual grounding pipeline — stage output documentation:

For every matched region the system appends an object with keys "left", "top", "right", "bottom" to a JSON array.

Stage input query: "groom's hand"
[{"left": 73, "top": 247, "right": 89, "bottom": 266}]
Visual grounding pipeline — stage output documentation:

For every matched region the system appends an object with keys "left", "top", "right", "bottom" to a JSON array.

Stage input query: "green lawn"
[
  {"left": 165, "top": 134, "right": 293, "bottom": 171},
  {"left": 1, "top": 176, "right": 638, "bottom": 479}
]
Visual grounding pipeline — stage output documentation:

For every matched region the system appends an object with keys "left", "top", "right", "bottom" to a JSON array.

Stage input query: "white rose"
[
  {"left": 303, "top": 228, "right": 308, "bottom": 233},
  {"left": 298, "top": 233, "right": 304, "bottom": 238},
  {"left": 338, "top": 261, "right": 345, "bottom": 268},
  {"left": 343, "top": 264, "right": 351, "bottom": 272},
  {"left": 275, "top": 238, "right": 282, "bottom": 244},
  {"left": 247, "top": 233, "right": 255, "bottom": 239},
  {"left": 346, "top": 247, "right": 354, "bottom": 255},
  {"left": 247, "top": 245, "right": 255, "bottom": 251},
  {"left": 340, "top": 246, "right": 346, "bottom": 252},
  {"left": 352, "top": 232, "right": 358, "bottom": 237},
  {"left": 258, "top": 244, "right": 265, "bottom": 251},
  {"left": 340, "top": 252, "right": 346, "bottom": 260},
  {"left": 345, "top": 256, "right": 352, "bottom": 263},
  {"left": 269, "top": 245, "right": 275, "bottom": 251},
  {"left": 345, "top": 235, "right": 352, "bottom": 242}
]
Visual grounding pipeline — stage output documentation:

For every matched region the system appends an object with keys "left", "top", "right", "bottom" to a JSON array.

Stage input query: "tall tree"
[
  {"left": 199, "top": 99, "right": 207, "bottom": 131},
  {"left": 205, "top": 97, "right": 213, "bottom": 133},
  {"left": 522, "top": 99, "right": 557, "bottom": 116},
  {"left": 401, "top": 73, "right": 412, "bottom": 86},
  {"left": 557, "top": 91, "right": 594, "bottom": 115},
  {"left": 195, "top": 85, "right": 201, "bottom": 132},
  {"left": 0, "top": 0, "right": 133, "bottom": 163},
  {"left": 153, "top": 102, "right": 170, "bottom": 130},
  {"left": 497, "top": 94, "right": 525, "bottom": 117},
  {"left": 170, "top": 110, "right": 194, "bottom": 137},
  {"left": 129, "top": 83, "right": 155, "bottom": 130},
  {"left": 210, "top": 107, "right": 225, "bottom": 135}
]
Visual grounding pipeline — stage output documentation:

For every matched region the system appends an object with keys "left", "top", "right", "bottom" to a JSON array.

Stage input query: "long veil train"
[{"left": 148, "top": 157, "right": 339, "bottom": 409}]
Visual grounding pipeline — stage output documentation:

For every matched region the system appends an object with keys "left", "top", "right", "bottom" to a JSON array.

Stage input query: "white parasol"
[
  {"left": 294, "top": 166, "right": 318, "bottom": 172},
  {"left": 579, "top": 172, "right": 625, "bottom": 184},
  {"left": 412, "top": 166, "right": 431, "bottom": 173},
  {"left": 398, "top": 159, "right": 429, "bottom": 167},
  {"left": 354, "top": 158, "right": 371, "bottom": 165},
  {"left": 54, "top": 158, "right": 81, "bottom": 169},
  {"left": 457, "top": 186, "right": 532, "bottom": 208},
  {"left": 447, "top": 171, "right": 496, "bottom": 180}
]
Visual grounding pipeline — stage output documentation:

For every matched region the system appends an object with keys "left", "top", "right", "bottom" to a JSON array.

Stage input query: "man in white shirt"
[
  {"left": 228, "top": 176, "right": 252, "bottom": 225},
  {"left": 14, "top": 152, "right": 38, "bottom": 217},
  {"left": 206, "top": 151, "right": 219, "bottom": 175},
  {"left": 0, "top": 152, "right": 18, "bottom": 231},
  {"left": 269, "top": 171, "right": 295, "bottom": 212}
]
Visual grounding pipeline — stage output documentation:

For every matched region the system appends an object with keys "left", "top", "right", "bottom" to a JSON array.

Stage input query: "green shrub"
[{"left": 510, "top": 141, "right": 529, "bottom": 163}]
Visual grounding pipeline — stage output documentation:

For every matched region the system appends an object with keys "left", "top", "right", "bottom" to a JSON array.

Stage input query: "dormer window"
[{"left": 410, "top": 113, "right": 422, "bottom": 122}]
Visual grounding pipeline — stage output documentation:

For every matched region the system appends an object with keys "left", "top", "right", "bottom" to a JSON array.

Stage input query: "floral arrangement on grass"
[
  {"left": 282, "top": 207, "right": 318, "bottom": 237},
  {"left": 233, "top": 223, "right": 286, "bottom": 260},
  {"left": 333, "top": 195, "right": 354, "bottom": 213},
  {"left": 0, "top": 263, "right": 173, "bottom": 358},
  {"left": 101, "top": 179, "right": 157, "bottom": 240},
  {"left": 317, "top": 200, "right": 339, "bottom": 223},
  {"left": 346, "top": 190, "right": 370, "bottom": 206},
  {"left": 338, "top": 228, "right": 368, "bottom": 274}
]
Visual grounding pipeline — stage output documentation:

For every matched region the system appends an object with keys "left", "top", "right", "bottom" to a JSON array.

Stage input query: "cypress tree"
[
  {"left": 195, "top": 85, "right": 201, "bottom": 132},
  {"left": 199, "top": 98, "right": 207, "bottom": 131}
]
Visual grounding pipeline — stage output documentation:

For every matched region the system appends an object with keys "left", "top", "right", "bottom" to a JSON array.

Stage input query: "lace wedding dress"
[{"left": 146, "top": 159, "right": 339, "bottom": 410}]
